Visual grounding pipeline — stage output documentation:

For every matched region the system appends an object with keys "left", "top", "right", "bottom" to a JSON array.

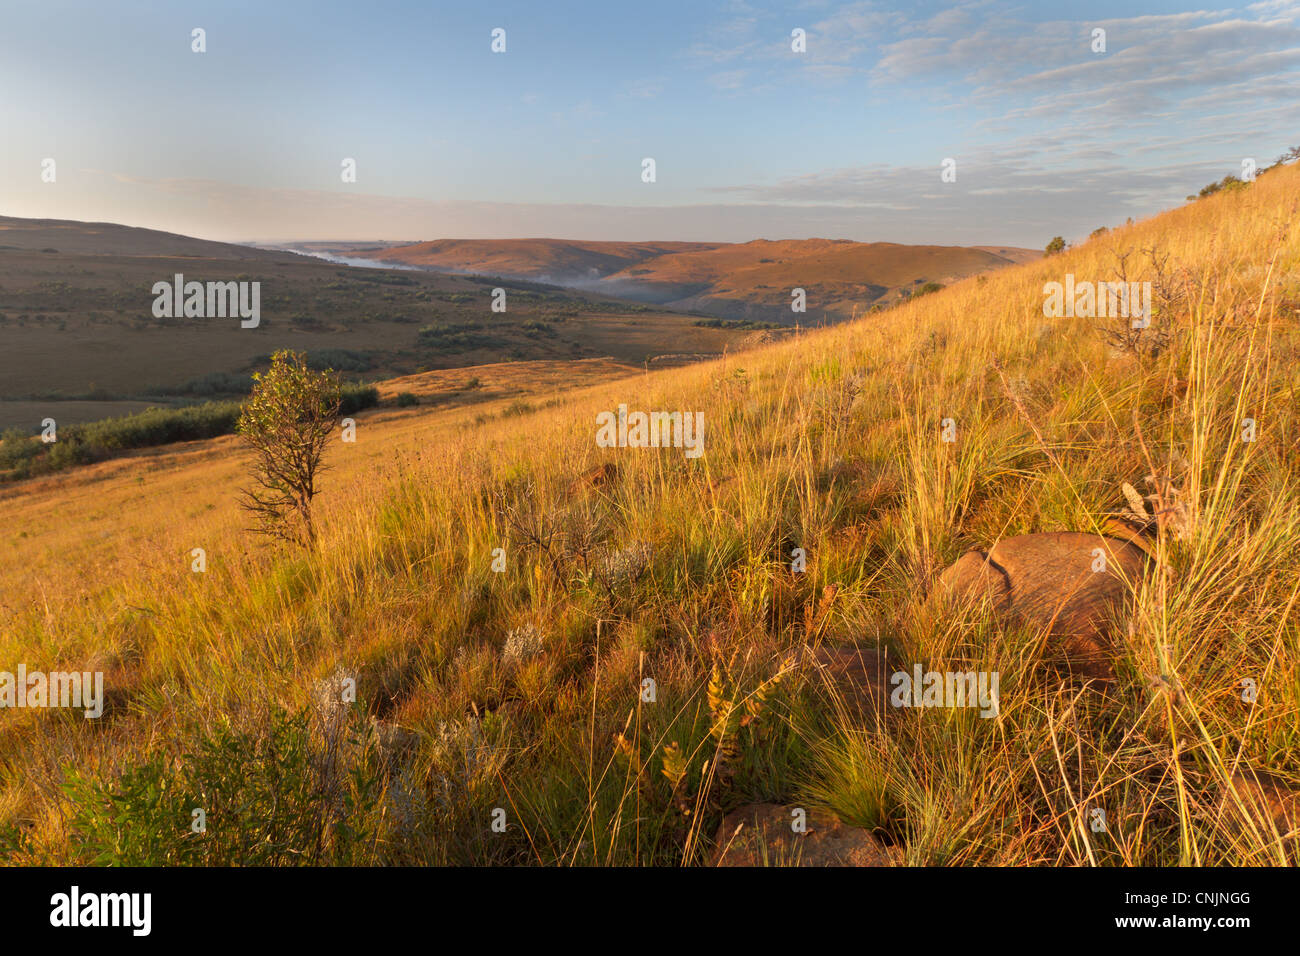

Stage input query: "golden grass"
[{"left": 0, "top": 164, "right": 1297, "bottom": 865}]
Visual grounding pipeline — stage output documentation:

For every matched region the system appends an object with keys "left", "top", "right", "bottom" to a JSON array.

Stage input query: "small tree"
[
  {"left": 1045, "top": 236, "right": 1066, "bottom": 255},
  {"left": 238, "top": 350, "right": 342, "bottom": 545}
]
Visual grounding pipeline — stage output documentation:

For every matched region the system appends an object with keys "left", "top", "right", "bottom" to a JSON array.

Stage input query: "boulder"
[
  {"left": 932, "top": 526, "right": 1152, "bottom": 680},
  {"left": 1222, "top": 771, "right": 1300, "bottom": 837},
  {"left": 804, "top": 644, "right": 894, "bottom": 714},
  {"left": 710, "top": 803, "right": 895, "bottom": 867}
]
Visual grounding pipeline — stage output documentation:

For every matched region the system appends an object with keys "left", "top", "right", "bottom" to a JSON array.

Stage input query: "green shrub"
[
  {"left": 340, "top": 384, "right": 380, "bottom": 415},
  {"left": 693, "top": 318, "right": 779, "bottom": 330},
  {"left": 1188, "top": 172, "right": 1258, "bottom": 200},
  {"left": 155, "top": 370, "right": 253, "bottom": 397},
  {"left": 63, "top": 709, "right": 382, "bottom": 866},
  {"left": 0, "top": 428, "right": 41, "bottom": 472},
  {"left": 238, "top": 350, "right": 343, "bottom": 544},
  {"left": 1, "top": 386, "right": 378, "bottom": 482},
  {"left": 71, "top": 401, "right": 242, "bottom": 451},
  {"left": 303, "top": 349, "right": 376, "bottom": 372},
  {"left": 417, "top": 322, "right": 503, "bottom": 351}
]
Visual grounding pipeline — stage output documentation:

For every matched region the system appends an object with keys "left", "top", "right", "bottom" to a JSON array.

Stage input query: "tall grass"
[{"left": 0, "top": 165, "right": 1296, "bottom": 865}]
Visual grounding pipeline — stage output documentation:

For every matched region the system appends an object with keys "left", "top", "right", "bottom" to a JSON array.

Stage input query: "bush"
[
  {"left": 74, "top": 402, "right": 242, "bottom": 450},
  {"left": 62, "top": 709, "right": 381, "bottom": 866},
  {"left": 1045, "top": 236, "right": 1066, "bottom": 255},
  {"left": 303, "top": 349, "right": 375, "bottom": 372},
  {"left": 0, "top": 386, "right": 378, "bottom": 483},
  {"left": 238, "top": 350, "right": 343, "bottom": 545},
  {"left": 155, "top": 370, "right": 252, "bottom": 397},
  {"left": 0, "top": 428, "right": 41, "bottom": 473},
  {"left": 1194, "top": 174, "right": 1247, "bottom": 199},
  {"left": 417, "top": 322, "right": 503, "bottom": 351},
  {"left": 693, "top": 318, "right": 779, "bottom": 330},
  {"left": 340, "top": 384, "right": 380, "bottom": 415}
]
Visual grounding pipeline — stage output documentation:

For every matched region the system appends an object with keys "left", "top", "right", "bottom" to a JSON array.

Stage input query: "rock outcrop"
[
  {"left": 710, "top": 803, "right": 895, "bottom": 867},
  {"left": 932, "top": 523, "right": 1153, "bottom": 680}
]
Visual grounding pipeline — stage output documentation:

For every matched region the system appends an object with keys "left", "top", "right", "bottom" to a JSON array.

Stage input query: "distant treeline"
[
  {"left": 0, "top": 385, "right": 378, "bottom": 481},
  {"left": 1187, "top": 146, "right": 1299, "bottom": 201},
  {"left": 693, "top": 318, "right": 780, "bottom": 330}
]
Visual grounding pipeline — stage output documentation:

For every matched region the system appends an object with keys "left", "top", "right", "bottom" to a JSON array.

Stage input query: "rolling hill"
[
  {"left": 314, "top": 238, "right": 723, "bottom": 280},
  {"left": 0, "top": 218, "right": 758, "bottom": 428},
  {"left": 1, "top": 160, "right": 1296, "bottom": 866},
  {"left": 333, "top": 236, "right": 1041, "bottom": 321},
  {"left": 0, "top": 215, "right": 292, "bottom": 261}
]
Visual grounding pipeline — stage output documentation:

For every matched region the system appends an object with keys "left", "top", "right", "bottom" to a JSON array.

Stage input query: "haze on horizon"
[{"left": 2, "top": 0, "right": 1297, "bottom": 248}]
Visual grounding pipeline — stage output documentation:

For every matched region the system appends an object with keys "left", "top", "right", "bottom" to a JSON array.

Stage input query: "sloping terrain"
[
  {"left": 343, "top": 236, "right": 1039, "bottom": 322},
  {"left": 0, "top": 220, "right": 755, "bottom": 428},
  {"left": 971, "top": 246, "right": 1043, "bottom": 264},
  {"left": 0, "top": 163, "right": 1297, "bottom": 866},
  {"left": 598, "top": 238, "right": 1037, "bottom": 319},
  {"left": 0, "top": 216, "right": 291, "bottom": 261},
  {"left": 336, "top": 238, "right": 723, "bottom": 281}
]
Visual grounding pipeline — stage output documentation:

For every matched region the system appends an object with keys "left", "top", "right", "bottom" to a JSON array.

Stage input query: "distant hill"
[
  {"left": 327, "top": 236, "right": 1041, "bottom": 322},
  {"left": 0, "top": 216, "right": 293, "bottom": 261},
  {"left": 6, "top": 160, "right": 1297, "bottom": 869},
  {"left": 0, "top": 219, "right": 753, "bottom": 428},
  {"left": 331, "top": 238, "right": 723, "bottom": 281},
  {"left": 970, "top": 246, "right": 1043, "bottom": 265}
]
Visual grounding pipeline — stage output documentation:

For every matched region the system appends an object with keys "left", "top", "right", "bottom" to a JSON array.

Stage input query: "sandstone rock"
[
  {"left": 805, "top": 644, "right": 893, "bottom": 714},
  {"left": 1223, "top": 771, "right": 1300, "bottom": 837},
  {"left": 932, "top": 528, "right": 1152, "bottom": 680},
  {"left": 710, "top": 803, "right": 895, "bottom": 867}
]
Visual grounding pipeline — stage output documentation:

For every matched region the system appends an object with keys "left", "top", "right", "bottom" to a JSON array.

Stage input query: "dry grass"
[{"left": 0, "top": 164, "right": 1297, "bottom": 865}]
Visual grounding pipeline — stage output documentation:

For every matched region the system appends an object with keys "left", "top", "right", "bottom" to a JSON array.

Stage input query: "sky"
[{"left": 1, "top": 0, "right": 1297, "bottom": 247}]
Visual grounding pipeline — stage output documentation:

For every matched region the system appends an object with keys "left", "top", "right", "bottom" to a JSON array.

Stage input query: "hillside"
[
  {"left": 338, "top": 238, "right": 724, "bottom": 281},
  {"left": 596, "top": 238, "right": 1038, "bottom": 319},
  {"left": 0, "top": 215, "right": 292, "bottom": 261},
  {"left": 0, "top": 219, "right": 758, "bottom": 429},
  {"left": 339, "top": 236, "right": 1040, "bottom": 322},
  {"left": 0, "top": 163, "right": 1297, "bottom": 866}
]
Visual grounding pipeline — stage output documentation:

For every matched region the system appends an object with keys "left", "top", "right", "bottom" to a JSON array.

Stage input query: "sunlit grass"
[{"left": 0, "top": 165, "right": 1297, "bottom": 865}]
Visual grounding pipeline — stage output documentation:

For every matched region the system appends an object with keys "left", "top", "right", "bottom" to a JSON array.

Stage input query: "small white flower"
[{"left": 503, "top": 624, "right": 544, "bottom": 665}]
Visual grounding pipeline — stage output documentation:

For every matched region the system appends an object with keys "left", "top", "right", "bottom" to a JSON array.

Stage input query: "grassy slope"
[
  {"left": 0, "top": 224, "right": 746, "bottom": 428},
  {"left": 1, "top": 166, "right": 1298, "bottom": 865},
  {"left": 350, "top": 238, "right": 726, "bottom": 276},
  {"left": 360, "top": 236, "right": 1041, "bottom": 317},
  {"left": 0, "top": 359, "right": 636, "bottom": 600},
  {"left": 599, "top": 238, "right": 1034, "bottom": 303}
]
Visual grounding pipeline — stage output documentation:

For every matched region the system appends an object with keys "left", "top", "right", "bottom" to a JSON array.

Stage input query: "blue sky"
[{"left": 2, "top": 0, "right": 1297, "bottom": 246}]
